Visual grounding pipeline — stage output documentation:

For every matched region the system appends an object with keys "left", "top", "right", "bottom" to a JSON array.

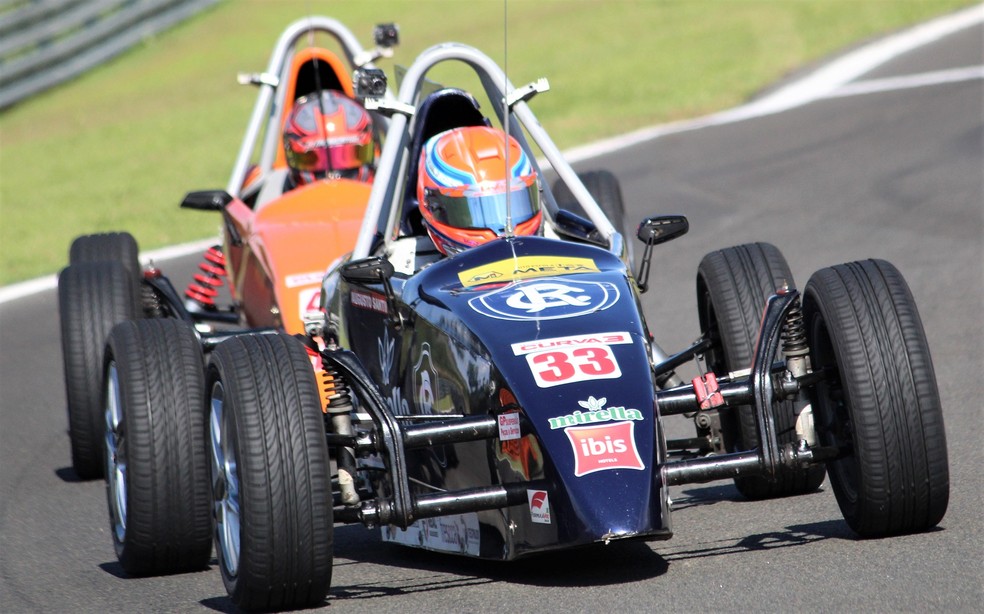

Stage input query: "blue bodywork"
[{"left": 332, "top": 236, "right": 672, "bottom": 559}]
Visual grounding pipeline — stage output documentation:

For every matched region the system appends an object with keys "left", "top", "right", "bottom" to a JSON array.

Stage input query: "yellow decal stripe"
[{"left": 458, "top": 256, "right": 599, "bottom": 287}]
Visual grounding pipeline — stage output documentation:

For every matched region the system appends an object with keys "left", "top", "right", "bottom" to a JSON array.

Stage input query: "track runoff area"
[{"left": 1, "top": 4, "right": 981, "bottom": 306}]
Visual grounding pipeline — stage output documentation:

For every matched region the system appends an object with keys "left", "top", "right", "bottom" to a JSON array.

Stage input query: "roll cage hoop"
[
  {"left": 225, "top": 16, "right": 398, "bottom": 198},
  {"left": 351, "top": 42, "right": 623, "bottom": 261}
]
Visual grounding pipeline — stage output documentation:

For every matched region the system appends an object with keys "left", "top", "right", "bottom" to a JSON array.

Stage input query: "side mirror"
[
  {"left": 180, "top": 190, "right": 233, "bottom": 211},
  {"left": 181, "top": 190, "right": 241, "bottom": 246},
  {"left": 341, "top": 256, "right": 394, "bottom": 284},
  {"left": 637, "top": 215, "right": 689, "bottom": 246},
  {"left": 635, "top": 215, "right": 689, "bottom": 293}
]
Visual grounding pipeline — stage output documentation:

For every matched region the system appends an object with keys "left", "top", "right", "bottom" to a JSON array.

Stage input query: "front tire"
[
  {"left": 803, "top": 260, "right": 948, "bottom": 537},
  {"left": 697, "top": 242, "right": 826, "bottom": 499},
  {"left": 59, "top": 261, "right": 139, "bottom": 479},
  {"left": 207, "top": 333, "right": 333, "bottom": 611},
  {"left": 104, "top": 319, "right": 211, "bottom": 575}
]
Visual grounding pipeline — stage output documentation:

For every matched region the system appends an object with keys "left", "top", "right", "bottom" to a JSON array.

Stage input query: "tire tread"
[
  {"left": 59, "top": 261, "right": 137, "bottom": 479},
  {"left": 697, "top": 243, "right": 825, "bottom": 498},
  {"left": 209, "top": 333, "right": 333, "bottom": 610},
  {"left": 106, "top": 318, "right": 211, "bottom": 574},
  {"left": 804, "top": 260, "right": 948, "bottom": 536}
]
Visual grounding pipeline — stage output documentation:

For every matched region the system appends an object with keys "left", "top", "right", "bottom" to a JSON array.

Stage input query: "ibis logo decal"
[{"left": 563, "top": 414, "right": 645, "bottom": 478}]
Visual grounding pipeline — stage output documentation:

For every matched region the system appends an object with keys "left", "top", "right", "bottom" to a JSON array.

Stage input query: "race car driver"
[
  {"left": 283, "top": 89, "right": 376, "bottom": 187},
  {"left": 417, "top": 125, "right": 543, "bottom": 255}
]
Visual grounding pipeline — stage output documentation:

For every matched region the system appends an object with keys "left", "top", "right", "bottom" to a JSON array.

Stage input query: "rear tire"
[
  {"left": 69, "top": 232, "right": 142, "bottom": 309},
  {"left": 803, "top": 259, "right": 948, "bottom": 537},
  {"left": 69, "top": 232, "right": 140, "bottom": 277},
  {"left": 207, "top": 333, "right": 333, "bottom": 611},
  {"left": 59, "top": 261, "right": 138, "bottom": 479},
  {"left": 697, "top": 242, "right": 825, "bottom": 499},
  {"left": 103, "top": 319, "right": 211, "bottom": 575}
]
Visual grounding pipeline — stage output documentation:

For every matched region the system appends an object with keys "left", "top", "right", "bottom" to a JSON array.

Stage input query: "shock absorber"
[
  {"left": 185, "top": 245, "right": 226, "bottom": 310},
  {"left": 781, "top": 296, "right": 810, "bottom": 378},
  {"left": 781, "top": 295, "right": 817, "bottom": 446},
  {"left": 314, "top": 359, "right": 360, "bottom": 506}
]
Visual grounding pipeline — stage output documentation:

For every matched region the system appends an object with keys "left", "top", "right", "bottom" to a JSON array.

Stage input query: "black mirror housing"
[
  {"left": 637, "top": 215, "right": 689, "bottom": 246},
  {"left": 181, "top": 190, "right": 233, "bottom": 211},
  {"left": 341, "top": 256, "right": 395, "bottom": 284},
  {"left": 634, "top": 215, "right": 689, "bottom": 293}
]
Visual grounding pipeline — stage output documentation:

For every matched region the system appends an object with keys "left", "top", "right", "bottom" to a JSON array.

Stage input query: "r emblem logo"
[
  {"left": 504, "top": 282, "right": 592, "bottom": 313},
  {"left": 468, "top": 278, "right": 620, "bottom": 321}
]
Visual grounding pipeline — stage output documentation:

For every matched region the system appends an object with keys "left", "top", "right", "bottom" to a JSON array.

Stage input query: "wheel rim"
[
  {"left": 104, "top": 361, "right": 127, "bottom": 544},
  {"left": 209, "top": 380, "right": 240, "bottom": 578},
  {"left": 809, "top": 315, "right": 859, "bottom": 503}
]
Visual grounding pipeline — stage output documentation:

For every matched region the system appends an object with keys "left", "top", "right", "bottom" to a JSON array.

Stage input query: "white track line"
[
  {"left": 563, "top": 3, "right": 984, "bottom": 164},
  {"left": 2, "top": 4, "right": 982, "bottom": 304},
  {"left": 822, "top": 65, "right": 984, "bottom": 99}
]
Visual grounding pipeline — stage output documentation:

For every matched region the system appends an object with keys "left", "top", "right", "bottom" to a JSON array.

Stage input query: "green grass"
[{"left": 0, "top": 0, "right": 975, "bottom": 285}]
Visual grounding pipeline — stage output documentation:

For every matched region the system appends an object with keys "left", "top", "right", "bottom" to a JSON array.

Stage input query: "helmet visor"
[
  {"left": 287, "top": 138, "right": 374, "bottom": 172},
  {"left": 426, "top": 181, "right": 540, "bottom": 233}
]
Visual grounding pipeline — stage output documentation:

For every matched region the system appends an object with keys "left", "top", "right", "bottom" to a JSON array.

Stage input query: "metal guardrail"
[{"left": 0, "top": 0, "right": 220, "bottom": 110}]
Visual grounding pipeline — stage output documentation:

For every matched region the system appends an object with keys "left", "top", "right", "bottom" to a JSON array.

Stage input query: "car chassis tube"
[
  {"left": 658, "top": 290, "right": 838, "bottom": 485},
  {"left": 322, "top": 290, "right": 835, "bottom": 529}
]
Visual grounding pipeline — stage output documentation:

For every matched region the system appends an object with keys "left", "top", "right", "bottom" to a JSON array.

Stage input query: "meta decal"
[{"left": 458, "top": 256, "right": 599, "bottom": 287}]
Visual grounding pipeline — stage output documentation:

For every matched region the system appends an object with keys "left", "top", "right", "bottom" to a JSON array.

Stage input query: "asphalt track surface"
[{"left": 1, "top": 15, "right": 981, "bottom": 614}]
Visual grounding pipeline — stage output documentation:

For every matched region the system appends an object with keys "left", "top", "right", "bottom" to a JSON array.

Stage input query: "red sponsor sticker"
[
  {"left": 498, "top": 412, "right": 521, "bottom": 441},
  {"left": 564, "top": 421, "right": 645, "bottom": 477},
  {"left": 527, "top": 489, "right": 551, "bottom": 524}
]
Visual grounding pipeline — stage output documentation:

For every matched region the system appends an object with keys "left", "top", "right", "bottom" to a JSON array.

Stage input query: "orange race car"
[{"left": 57, "top": 16, "right": 399, "bottom": 481}]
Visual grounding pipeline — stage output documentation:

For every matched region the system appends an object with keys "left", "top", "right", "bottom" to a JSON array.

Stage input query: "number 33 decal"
[{"left": 526, "top": 345, "right": 621, "bottom": 388}]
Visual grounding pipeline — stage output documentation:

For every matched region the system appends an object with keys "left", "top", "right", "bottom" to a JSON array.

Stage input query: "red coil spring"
[{"left": 185, "top": 245, "right": 227, "bottom": 308}]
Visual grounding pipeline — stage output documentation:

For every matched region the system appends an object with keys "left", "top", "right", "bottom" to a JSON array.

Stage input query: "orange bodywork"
[
  {"left": 214, "top": 46, "right": 373, "bottom": 336},
  {"left": 224, "top": 180, "right": 371, "bottom": 335}
]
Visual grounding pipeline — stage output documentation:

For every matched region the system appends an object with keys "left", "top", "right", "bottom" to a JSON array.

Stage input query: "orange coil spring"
[
  {"left": 185, "top": 246, "right": 227, "bottom": 307},
  {"left": 315, "top": 369, "right": 336, "bottom": 413},
  {"left": 307, "top": 352, "right": 351, "bottom": 414}
]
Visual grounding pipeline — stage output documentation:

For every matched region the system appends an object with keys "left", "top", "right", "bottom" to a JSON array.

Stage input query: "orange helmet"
[
  {"left": 417, "top": 126, "right": 541, "bottom": 255},
  {"left": 283, "top": 90, "right": 375, "bottom": 185}
]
